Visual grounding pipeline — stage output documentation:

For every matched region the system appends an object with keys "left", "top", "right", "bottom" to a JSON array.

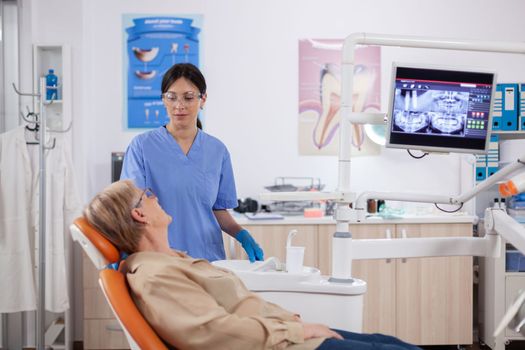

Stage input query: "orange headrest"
[{"left": 73, "top": 217, "right": 120, "bottom": 264}]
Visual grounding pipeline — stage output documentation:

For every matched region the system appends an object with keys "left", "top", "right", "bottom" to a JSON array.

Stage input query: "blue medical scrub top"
[{"left": 120, "top": 127, "right": 238, "bottom": 261}]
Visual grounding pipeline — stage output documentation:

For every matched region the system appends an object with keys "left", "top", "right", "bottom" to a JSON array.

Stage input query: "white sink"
[{"left": 212, "top": 258, "right": 322, "bottom": 291}]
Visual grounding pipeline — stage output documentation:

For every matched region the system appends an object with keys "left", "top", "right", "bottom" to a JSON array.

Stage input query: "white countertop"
[{"left": 234, "top": 213, "right": 478, "bottom": 225}]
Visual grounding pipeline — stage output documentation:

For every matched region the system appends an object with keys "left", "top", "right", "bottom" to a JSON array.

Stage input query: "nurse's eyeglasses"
[
  {"left": 162, "top": 91, "right": 202, "bottom": 106},
  {"left": 134, "top": 188, "right": 155, "bottom": 208}
]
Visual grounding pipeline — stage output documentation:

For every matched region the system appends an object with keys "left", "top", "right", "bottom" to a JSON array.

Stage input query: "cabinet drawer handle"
[
  {"left": 385, "top": 229, "right": 392, "bottom": 263},
  {"left": 401, "top": 229, "right": 407, "bottom": 263},
  {"left": 105, "top": 324, "right": 123, "bottom": 332}
]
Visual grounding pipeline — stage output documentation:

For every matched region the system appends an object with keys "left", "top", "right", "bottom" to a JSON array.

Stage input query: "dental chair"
[{"left": 70, "top": 217, "right": 168, "bottom": 350}]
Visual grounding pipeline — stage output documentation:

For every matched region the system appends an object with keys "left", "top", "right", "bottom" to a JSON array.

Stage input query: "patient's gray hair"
[{"left": 84, "top": 180, "right": 144, "bottom": 254}]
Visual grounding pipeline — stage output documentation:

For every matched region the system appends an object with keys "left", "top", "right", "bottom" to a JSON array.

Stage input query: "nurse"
[{"left": 121, "top": 63, "right": 264, "bottom": 262}]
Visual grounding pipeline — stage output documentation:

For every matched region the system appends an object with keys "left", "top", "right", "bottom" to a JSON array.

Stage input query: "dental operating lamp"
[{"left": 260, "top": 32, "right": 525, "bottom": 336}]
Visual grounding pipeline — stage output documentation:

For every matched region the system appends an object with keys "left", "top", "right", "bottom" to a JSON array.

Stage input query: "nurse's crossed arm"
[{"left": 213, "top": 210, "right": 264, "bottom": 263}]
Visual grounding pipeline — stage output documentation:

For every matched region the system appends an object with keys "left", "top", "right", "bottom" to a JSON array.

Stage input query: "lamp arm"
[
  {"left": 354, "top": 155, "right": 525, "bottom": 221},
  {"left": 455, "top": 155, "right": 525, "bottom": 203},
  {"left": 485, "top": 208, "right": 525, "bottom": 255}
]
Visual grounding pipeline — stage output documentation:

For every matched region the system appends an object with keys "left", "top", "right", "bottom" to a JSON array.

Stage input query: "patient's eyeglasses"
[
  {"left": 134, "top": 188, "right": 155, "bottom": 208},
  {"left": 162, "top": 91, "right": 202, "bottom": 106}
]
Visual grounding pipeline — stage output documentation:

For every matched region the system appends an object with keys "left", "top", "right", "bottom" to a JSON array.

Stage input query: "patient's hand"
[{"left": 303, "top": 323, "right": 343, "bottom": 340}]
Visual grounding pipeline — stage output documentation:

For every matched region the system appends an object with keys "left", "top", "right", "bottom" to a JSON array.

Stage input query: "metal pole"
[
  {"left": 36, "top": 77, "right": 46, "bottom": 350},
  {"left": 0, "top": 0, "right": 4, "bottom": 134},
  {"left": 1, "top": 314, "right": 7, "bottom": 349}
]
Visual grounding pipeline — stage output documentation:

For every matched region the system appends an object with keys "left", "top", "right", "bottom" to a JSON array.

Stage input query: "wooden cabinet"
[
  {"left": 293, "top": 222, "right": 472, "bottom": 345},
  {"left": 82, "top": 252, "right": 129, "bottom": 349},
  {"left": 395, "top": 224, "right": 472, "bottom": 345}
]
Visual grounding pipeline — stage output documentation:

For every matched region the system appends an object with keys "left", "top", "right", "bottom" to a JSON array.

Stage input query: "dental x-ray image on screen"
[
  {"left": 386, "top": 64, "right": 496, "bottom": 154},
  {"left": 394, "top": 90, "right": 468, "bottom": 135}
]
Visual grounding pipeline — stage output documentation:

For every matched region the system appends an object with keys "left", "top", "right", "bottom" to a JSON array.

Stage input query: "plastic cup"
[{"left": 286, "top": 246, "right": 305, "bottom": 274}]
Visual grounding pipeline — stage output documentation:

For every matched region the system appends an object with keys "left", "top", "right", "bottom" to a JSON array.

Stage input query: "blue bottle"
[{"left": 45, "top": 69, "right": 58, "bottom": 100}]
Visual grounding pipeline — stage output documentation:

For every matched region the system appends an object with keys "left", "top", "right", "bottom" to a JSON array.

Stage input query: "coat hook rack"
[{"left": 12, "top": 79, "right": 54, "bottom": 350}]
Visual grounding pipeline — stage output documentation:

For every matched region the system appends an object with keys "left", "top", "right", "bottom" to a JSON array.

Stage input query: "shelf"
[
  {"left": 32, "top": 43, "right": 73, "bottom": 350},
  {"left": 505, "top": 272, "right": 525, "bottom": 277},
  {"left": 491, "top": 130, "right": 525, "bottom": 140}
]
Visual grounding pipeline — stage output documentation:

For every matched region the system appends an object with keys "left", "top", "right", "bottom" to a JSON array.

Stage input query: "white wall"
[
  {"left": 80, "top": 0, "right": 525, "bottom": 206},
  {"left": 1, "top": 1, "right": 19, "bottom": 134}
]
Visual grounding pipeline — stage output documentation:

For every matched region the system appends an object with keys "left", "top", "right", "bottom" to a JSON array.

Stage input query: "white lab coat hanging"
[{"left": 0, "top": 126, "right": 80, "bottom": 312}]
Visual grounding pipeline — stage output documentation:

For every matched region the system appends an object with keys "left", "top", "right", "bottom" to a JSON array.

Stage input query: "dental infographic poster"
[
  {"left": 123, "top": 15, "right": 202, "bottom": 129},
  {"left": 298, "top": 40, "right": 381, "bottom": 156}
]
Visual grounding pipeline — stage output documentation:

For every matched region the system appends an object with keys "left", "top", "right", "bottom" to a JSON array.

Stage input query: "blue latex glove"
[{"left": 235, "top": 229, "right": 264, "bottom": 263}]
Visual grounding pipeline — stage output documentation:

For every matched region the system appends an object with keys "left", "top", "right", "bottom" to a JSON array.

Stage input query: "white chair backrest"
[{"left": 70, "top": 223, "right": 109, "bottom": 269}]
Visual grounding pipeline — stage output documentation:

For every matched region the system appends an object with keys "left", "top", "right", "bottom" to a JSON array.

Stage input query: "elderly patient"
[{"left": 84, "top": 180, "right": 421, "bottom": 350}]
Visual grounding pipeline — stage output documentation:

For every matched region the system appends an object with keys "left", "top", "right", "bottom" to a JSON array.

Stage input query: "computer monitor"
[{"left": 385, "top": 63, "right": 496, "bottom": 154}]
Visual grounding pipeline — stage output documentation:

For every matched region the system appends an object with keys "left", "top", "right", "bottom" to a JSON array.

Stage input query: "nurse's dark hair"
[
  {"left": 83, "top": 180, "right": 144, "bottom": 254},
  {"left": 161, "top": 63, "right": 205, "bottom": 130},
  {"left": 161, "top": 63, "right": 206, "bottom": 95}
]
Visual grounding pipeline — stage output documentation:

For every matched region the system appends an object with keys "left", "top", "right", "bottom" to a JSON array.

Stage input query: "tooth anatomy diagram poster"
[
  {"left": 298, "top": 40, "right": 381, "bottom": 156},
  {"left": 123, "top": 15, "right": 202, "bottom": 129}
]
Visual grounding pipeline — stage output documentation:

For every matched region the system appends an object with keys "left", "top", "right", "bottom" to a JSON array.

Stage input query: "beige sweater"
[{"left": 126, "top": 251, "right": 325, "bottom": 350}]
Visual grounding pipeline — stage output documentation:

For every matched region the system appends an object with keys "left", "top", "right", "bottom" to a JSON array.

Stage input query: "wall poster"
[
  {"left": 298, "top": 39, "right": 381, "bottom": 156},
  {"left": 123, "top": 15, "right": 202, "bottom": 129}
]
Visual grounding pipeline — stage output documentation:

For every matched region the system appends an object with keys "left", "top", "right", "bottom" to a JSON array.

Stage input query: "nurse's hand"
[{"left": 235, "top": 229, "right": 264, "bottom": 263}]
